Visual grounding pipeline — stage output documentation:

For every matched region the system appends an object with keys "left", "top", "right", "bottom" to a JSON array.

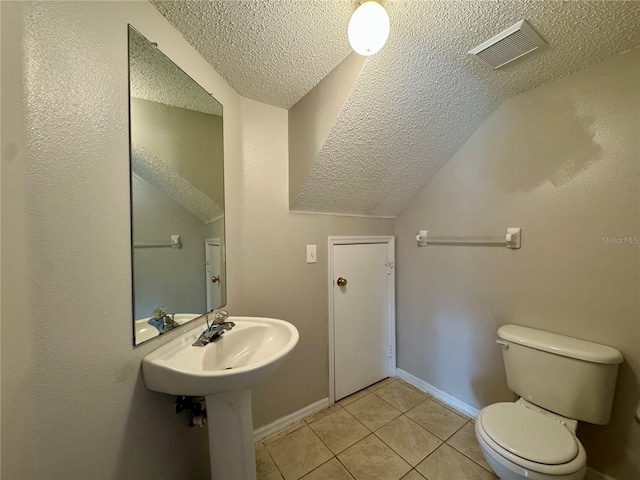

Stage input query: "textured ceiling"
[
  {"left": 129, "top": 26, "right": 222, "bottom": 116},
  {"left": 152, "top": 0, "right": 640, "bottom": 217},
  {"left": 151, "top": 0, "right": 354, "bottom": 109}
]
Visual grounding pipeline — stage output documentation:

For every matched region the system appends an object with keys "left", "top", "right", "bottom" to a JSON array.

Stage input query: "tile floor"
[{"left": 255, "top": 377, "right": 498, "bottom": 480}]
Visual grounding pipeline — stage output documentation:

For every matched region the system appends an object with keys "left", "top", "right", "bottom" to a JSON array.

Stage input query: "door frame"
[
  {"left": 327, "top": 235, "right": 396, "bottom": 405},
  {"left": 205, "top": 238, "right": 221, "bottom": 311}
]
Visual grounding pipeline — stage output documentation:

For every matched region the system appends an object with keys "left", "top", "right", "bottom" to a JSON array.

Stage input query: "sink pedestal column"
[{"left": 206, "top": 389, "right": 256, "bottom": 480}]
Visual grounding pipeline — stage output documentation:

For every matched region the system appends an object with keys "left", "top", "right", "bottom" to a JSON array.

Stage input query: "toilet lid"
[{"left": 481, "top": 403, "right": 579, "bottom": 465}]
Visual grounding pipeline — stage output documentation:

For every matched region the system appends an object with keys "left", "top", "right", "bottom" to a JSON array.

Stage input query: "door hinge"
[
  {"left": 388, "top": 345, "right": 392, "bottom": 358},
  {"left": 385, "top": 262, "right": 394, "bottom": 275}
]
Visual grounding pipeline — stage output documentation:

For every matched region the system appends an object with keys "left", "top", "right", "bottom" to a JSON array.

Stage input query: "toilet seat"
[
  {"left": 476, "top": 403, "right": 587, "bottom": 476},
  {"left": 482, "top": 402, "right": 578, "bottom": 464}
]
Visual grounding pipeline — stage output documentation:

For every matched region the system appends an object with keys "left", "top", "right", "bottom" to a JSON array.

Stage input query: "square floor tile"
[
  {"left": 375, "top": 415, "right": 443, "bottom": 466},
  {"left": 416, "top": 444, "right": 497, "bottom": 480},
  {"left": 308, "top": 408, "right": 369, "bottom": 454},
  {"left": 301, "top": 458, "right": 355, "bottom": 480},
  {"left": 405, "top": 398, "right": 467, "bottom": 440},
  {"left": 374, "top": 382, "right": 427, "bottom": 412},
  {"left": 344, "top": 393, "right": 401, "bottom": 430},
  {"left": 338, "top": 435, "right": 412, "bottom": 480},
  {"left": 266, "top": 425, "right": 333, "bottom": 480},
  {"left": 256, "top": 443, "right": 284, "bottom": 480},
  {"left": 447, "top": 421, "right": 495, "bottom": 473}
]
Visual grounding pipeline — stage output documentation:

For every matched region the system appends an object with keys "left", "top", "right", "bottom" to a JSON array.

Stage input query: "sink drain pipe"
[{"left": 175, "top": 396, "right": 207, "bottom": 427}]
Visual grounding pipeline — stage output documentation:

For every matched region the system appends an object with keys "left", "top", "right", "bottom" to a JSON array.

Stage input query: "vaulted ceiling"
[{"left": 151, "top": 0, "right": 640, "bottom": 217}]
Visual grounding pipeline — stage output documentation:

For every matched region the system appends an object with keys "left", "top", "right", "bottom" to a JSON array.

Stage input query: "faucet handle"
[{"left": 212, "top": 309, "right": 229, "bottom": 324}]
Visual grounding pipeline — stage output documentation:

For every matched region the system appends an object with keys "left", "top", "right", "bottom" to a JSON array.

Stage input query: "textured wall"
[
  {"left": 0, "top": 1, "right": 242, "bottom": 478},
  {"left": 289, "top": 52, "right": 366, "bottom": 208},
  {"left": 129, "top": 27, "right": 223, "bottom": 117},
  {"left": 395, "top": 50, "right": 640, "bottom": 479}
]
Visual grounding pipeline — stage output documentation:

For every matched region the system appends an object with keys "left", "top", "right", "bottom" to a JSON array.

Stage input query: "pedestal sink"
[{"left": 142, "top": 316, "right": 299, "bottom": 480}]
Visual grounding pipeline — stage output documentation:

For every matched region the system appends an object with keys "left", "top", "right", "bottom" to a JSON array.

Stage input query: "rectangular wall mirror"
[{"left": 128, "top": 25, "right": 226, "bottom": 346}]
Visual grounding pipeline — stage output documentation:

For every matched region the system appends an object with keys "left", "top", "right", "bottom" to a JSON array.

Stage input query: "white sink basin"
[{"left": 142, "top": 316, "right": 299, "bottom": 396}]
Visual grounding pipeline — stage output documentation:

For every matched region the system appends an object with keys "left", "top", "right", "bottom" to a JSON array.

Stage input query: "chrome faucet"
[
  {"left": 192, "top": 309, "right": 235, "bottom": 347},
  {"left": 148, "top": 306, "right": 177, "bottom": 333}
]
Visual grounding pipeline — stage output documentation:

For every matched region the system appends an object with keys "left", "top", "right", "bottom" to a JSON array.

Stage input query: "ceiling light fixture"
[{"left": 348, "top": 1, "right": 390, "bottom": 56}]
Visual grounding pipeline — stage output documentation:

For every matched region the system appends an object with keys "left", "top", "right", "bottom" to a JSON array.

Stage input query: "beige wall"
[
  {"left": 395, "top": 50, "right": 640, "bottom": 479},
  {"left": 0, "top": 1, "right": 392, "bottom": 478}
]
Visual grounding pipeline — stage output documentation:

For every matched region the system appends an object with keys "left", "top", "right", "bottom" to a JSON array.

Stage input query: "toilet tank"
[{"left": 498, "top": 325, "right": 623, "bottom": 425}]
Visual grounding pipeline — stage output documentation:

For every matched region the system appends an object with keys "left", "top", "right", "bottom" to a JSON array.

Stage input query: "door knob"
[
  {"left": 211, "top": 276, "right": 220, "bottom": 283},
  {"left": 336, "top": 277, "right": 347, "bottom": 287}
]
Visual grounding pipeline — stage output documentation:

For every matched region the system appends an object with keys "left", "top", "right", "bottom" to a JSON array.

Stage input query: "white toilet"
[{"left": 475, "top": 324, "right": 623, "bottom": 480}]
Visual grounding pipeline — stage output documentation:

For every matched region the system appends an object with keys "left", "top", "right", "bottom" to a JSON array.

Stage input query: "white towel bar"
[{"left": 416, "top": 228, "right": 521, "bottom": 249}]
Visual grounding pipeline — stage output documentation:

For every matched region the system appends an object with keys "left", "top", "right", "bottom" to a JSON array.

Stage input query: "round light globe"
[{"left": 348, "top": 1, "right": 390, "bottom": 56}]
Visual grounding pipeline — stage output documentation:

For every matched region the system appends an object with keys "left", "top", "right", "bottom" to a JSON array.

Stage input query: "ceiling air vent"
[{"left": 469, "top": 20, "right": 546, "bottom": 69}]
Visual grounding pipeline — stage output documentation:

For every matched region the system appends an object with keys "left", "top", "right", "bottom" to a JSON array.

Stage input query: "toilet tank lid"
[{"left": 498, "top": 325, "right": 623, "bottom": 365}]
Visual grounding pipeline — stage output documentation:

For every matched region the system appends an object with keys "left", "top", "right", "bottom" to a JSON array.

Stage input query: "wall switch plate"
[{"left": 306, "top": 245, "right": 317, "bottom": 264}]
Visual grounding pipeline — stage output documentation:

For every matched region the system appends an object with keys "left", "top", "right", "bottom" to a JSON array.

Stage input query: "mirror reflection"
[{"left": 128, "top": 25, "right": 226, "bottom": 346}]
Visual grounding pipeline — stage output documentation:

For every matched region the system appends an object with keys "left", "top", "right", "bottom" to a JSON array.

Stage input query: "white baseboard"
[
  {"left": 395, "top": 368, "right": 480, "bottom": 418},
  {"left": 585, "top": 468, "right": 617, "bottom": 480},
  {"left": 253, "top": 397, "right": 330, "bottom": 442}
]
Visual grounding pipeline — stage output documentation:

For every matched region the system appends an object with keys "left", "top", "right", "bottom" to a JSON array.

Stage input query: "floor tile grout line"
[
  {"left": 303, "top": 402, "right": 344, "bottom": 425},
  {"left": 446, "top": 445, "right": 498, "bottom": 477},
  {"left": 371, "top": 414, "right": 445, "bottom": 467},
  {"left": 445, "top": 424, "right": 497, "bottom": 476},
  {"left": 307, "top": 403, "right": 372, "bottom": 434},
  {"left": 263, "top": 425, "right": 332, "bottom": 480},
  {"left": 261, "top": 441, "right": 287, "bottom": 480},
  {"left": 404, "top": 398, "right": 470, "bottom": 441},
  {"left": 442, "top": 418, "right": 471, "bottom": 442},
  {"left": 306, "top": 418, "right": 346, "bottom": 457},
  {"left": 334, "top": 452, "right": 357, "bottom": 480},
  {"left": 358, "top": 387, "right": 402, "bottom": 413},
  {"left": 400, "top": 469, "right": 425, "bottom": 480},
  {"left": 399, "top": 410, "right": 439, "bottom": 435},
  {"left": 306, "top": 406, "right": 374, "bottom": 457},
  {"left": 418, "top": 439, "right": 449, "bottom": 464},
  {"left": 337, "top": 432, "right": 380, "bottom": 480},
  {"left": 337, "top": 432, "right": 413, "bottom": 480},
  {"left": 428, "top": 395, "right": 473, "bottom": 420},
  {"left": 371, "top": 429, "right": 430, "bottom": 469}
]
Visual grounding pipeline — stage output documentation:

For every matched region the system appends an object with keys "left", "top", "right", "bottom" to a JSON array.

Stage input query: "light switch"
[{"left": 306, "top": 245, "right": 317, "bottom": 264}]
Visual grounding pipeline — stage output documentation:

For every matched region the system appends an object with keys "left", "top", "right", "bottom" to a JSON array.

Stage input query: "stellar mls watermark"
[{"left": 602, "top": 236, "right": 639, "bottom": 245}]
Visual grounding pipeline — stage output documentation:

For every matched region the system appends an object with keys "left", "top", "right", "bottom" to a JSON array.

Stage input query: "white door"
[
  {"left": 205, "top": 238, "right": 221, "bottom": 311},
  {"left": 331, "top": 239, "right": 394, "bottom": 401}
]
